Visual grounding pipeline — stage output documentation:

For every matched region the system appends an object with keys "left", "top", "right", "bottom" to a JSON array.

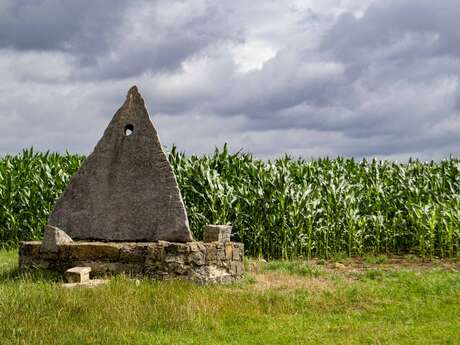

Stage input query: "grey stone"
[
  {"left": 67, "top": 242, "right": 121, "bottom": 261},
  {"left": 232, "top": 245, "right": 243, "bottom": 261},
  {"left": 225, "top": 243, "right": 233, "bottom": 260},
  {"left": 62, "top": 279, "right": 107, "bottom": 289},
  {"left": 203, "top": 225, "right": 232, "bottom": 243},
  {"left": 40, "top": 225, "right": 73, "bottom": 253},
  {"left": 119, "top": 244, "right": 148, "bottom": 263},
  {"left": 20, "top": 240, "right": 244, "bottom": 283},
  {"left": 64, "top": 266, "right": 91, "bottom": 283},
  {"left": 188, "top": 251, "right": 205, "bottom": 265},
  {"left": 48, "top": 86, "right": 193, "bottom": 242},
  {"left": 216, "top": 245, "right": 226, "bottom": 261}
]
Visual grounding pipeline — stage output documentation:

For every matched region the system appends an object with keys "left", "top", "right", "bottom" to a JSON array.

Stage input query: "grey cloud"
[
  {"left": 0, "top": 0, "right": 125, "bottom": 54},
  {"left": 0, "top": 0, "right": 242, "bottom": 79},
  {"left": 212, "top": 51, "right": 345, "bottom": 116},
  {"left": 321, "top": 0, "right": 460, "bottom": 72},
  {"left": 1, "top": 0, "right": 460, "bottom": 160},
  {"left": 325, "top": 1, "right": 460, "bottom": 53},
  {"left": 86, "top": 1, "right": 243, "bottom": 79},
  {"left": 217, "top": 0, "right": 460, "bottom": 158}
]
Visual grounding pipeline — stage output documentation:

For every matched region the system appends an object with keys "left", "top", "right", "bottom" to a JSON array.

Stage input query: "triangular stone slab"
[{"left": 48, "top": 86, "right": 193, "bottom": 242}]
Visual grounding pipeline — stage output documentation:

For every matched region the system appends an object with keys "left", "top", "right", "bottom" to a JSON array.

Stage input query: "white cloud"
[{"left": 230, "top": 40, "right": 277, "bottom": 72}]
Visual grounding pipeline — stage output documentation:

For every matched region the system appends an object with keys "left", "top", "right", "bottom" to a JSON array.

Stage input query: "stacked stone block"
[{"left": 19, "top": 240, "right": 244, "bottom": 284}]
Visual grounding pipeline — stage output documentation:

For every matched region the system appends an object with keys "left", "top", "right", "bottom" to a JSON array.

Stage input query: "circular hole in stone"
[{"left": 124, "top": 124, "right": 134, "bottom": 136}]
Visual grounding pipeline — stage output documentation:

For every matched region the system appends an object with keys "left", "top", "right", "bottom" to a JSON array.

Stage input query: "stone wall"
[{"left": 19, "top": 240, "right": 244, "bottom": 284}]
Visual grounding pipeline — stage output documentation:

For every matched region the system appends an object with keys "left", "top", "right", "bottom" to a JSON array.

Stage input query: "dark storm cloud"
[
  {"left": 90, "top": 1, "right": 242, "bottom": 79},
  {"left": 322, "top": 0, "right": 460, "bottom": 62},
  {"left": 209, "top": 0, "right": 460, "bottom": 158},
  {"left": 311, "top": 0, "right": 460, "bottom": 157},
  {"left": 0, "top": 0, "right": 241, "bottom": 78},
  {"left": 0, "top": 0, "right": 124, "bottom": 54}
]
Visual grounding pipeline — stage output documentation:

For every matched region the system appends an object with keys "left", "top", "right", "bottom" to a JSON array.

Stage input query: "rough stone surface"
[
  {"left": 64, "top": 266, "right": 91, "bottom": 283},
  {"left": 203, "top": 225, "right": 232, "bottom": 243},
  {"left": 19, "top": 241, "right": 244, "bottom": 284},
  {"left": 48, "top": 86, "right": 192, "bottom": 242},
  {"left": 40, "top": 225, "right": 73, "bottom": 253},
  {"left": 61, "top": 279, "right": 107, "bottom": 289}
]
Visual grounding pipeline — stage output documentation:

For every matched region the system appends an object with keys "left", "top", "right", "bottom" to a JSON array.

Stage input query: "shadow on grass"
[
  {"left": 0, "top": 249, "right": 61, "bottom": 283},
  {"left": 0, "top": 265, "right": 61, "bottom": 283}
]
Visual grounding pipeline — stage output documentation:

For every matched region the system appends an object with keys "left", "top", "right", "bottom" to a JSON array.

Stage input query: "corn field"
[{"left": 1, "top": 147, "right": 460, "bottom": 259}]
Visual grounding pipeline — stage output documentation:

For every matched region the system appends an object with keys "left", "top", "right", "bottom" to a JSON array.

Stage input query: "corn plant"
[{"left": 1, "top": 146, "right": 460, "bottom": 259}]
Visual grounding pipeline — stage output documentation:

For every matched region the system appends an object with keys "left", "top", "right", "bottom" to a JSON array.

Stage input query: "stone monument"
[
  {"left": 49, "top": 86, "right": 192, "bottom": 243},
  {"left": 19, "top": 86, "right": 244, "bottom": 283}
]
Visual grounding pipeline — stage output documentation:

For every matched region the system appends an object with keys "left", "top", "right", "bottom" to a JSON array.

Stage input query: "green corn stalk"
[{"left": 1, "top": 146, "right": 460, "bottom": 259}]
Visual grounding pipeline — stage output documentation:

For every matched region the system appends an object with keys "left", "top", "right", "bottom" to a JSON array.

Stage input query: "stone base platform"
[{"left": 19, "top": 240, "right": 244, "bottom": 284}]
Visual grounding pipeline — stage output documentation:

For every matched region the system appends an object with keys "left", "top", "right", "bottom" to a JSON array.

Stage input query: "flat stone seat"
[{"left": 64, "top": 266, "right": 91, "bottom": 283}]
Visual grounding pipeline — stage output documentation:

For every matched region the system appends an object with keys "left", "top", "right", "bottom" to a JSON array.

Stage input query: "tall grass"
[{"left": 1, "top": 147, "right": 460, "bottom": 258}]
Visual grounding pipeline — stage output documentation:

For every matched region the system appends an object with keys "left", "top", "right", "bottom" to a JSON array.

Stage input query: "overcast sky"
[{"left": 1, "top": 0, "right": 459, "bottom": 160}]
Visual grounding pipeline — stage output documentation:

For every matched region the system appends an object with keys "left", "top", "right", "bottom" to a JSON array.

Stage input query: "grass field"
[{"left": 1, "top": 250, "right": 459, "bottom": 345}]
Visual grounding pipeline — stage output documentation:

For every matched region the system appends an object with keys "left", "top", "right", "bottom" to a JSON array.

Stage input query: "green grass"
[
  {"left": 259, "top": 260, "right": 322, "bottom": 277},
  {"left": 363, "top": 254, "right": 389, "bottom": 265},
  {"left": 1, "top": 250, "right": 459, "bottom": 345}
]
